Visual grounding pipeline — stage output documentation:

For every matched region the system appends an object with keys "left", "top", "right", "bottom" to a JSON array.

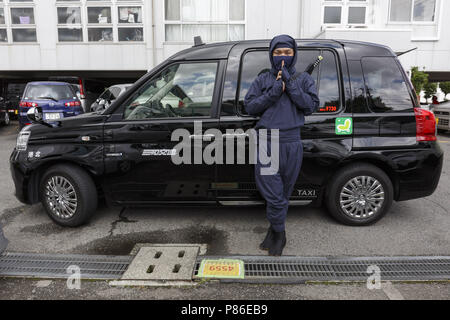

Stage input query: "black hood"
[{"left": 269, "top": 34, "right": 298, "bottom": 76}]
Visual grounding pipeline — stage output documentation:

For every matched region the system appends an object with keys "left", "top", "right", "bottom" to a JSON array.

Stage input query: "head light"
[{"left": 16, "top": 131, "right": 31, "bottom": 151}]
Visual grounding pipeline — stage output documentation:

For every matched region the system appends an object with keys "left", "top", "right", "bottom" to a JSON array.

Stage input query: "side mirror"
[
  {"left": 27, "top": 107, "right": 53, "bottom": 127},
  {"left": 26, "top": 107, "right": 45, "bottom": 124}
]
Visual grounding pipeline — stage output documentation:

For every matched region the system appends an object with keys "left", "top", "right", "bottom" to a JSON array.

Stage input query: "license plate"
[
  {"left": 44, "top": 113, "right": 61, "bottom": 121},
  {"left": 197, "top": 259, "right": 245, "bottom": 279}
]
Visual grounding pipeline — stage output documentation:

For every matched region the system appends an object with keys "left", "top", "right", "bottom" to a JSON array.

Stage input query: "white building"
[{"left": 0, "top": 0, "right": 448, "bottom": 91}]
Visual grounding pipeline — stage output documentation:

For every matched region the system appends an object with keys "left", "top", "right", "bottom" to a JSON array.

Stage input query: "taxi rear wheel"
[
  {"left": 39, "top": 164, "right": 97, "bottom": 227},
  {"left": 325, "top": 163, "right": 393, "bottom": 226}
]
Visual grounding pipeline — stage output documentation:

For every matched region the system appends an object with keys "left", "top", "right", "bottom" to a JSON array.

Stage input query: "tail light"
[
  {"left": 19, "top": 101, "right": 37, "bottom": 108},
  {"left": 79, "top": 79, "right": 85, "bottom": 99},
  {"left": 65, "top": 101, "right": 81, "bottom": 107},
  {"left": 414, "top": 107, "right": 437, "bottom": 142}
]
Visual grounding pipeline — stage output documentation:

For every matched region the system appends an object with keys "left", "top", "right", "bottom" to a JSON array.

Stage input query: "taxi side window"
[
  {"left": 123, "top": 62, "right": 218, "bottom": 120},
  {"left": 235, "top": 49, "right": 341, "bottom": 116}
]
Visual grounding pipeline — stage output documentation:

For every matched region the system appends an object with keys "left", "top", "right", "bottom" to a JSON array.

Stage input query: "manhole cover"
[{"left": 121, "top": 246, "right": 200, "bottom": 281}]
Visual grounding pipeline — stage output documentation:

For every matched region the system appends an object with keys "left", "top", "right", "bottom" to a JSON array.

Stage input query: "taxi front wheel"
[
  {"left": 325, "top": 163, "right": 393, "bottom": 226},
  {"left": 39, "top": 164, "right": 98, "bottom": 227}
]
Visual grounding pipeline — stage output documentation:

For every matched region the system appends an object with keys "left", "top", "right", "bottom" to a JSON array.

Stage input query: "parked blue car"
[{"left": 19, "top": 82, "right": 83, "bottom": 128}]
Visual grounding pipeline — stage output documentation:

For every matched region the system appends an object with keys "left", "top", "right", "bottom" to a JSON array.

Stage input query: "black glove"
[
  {"left": 267, "top": 78, "right": 284, "bottom": 99},
  {"left": 281, "top": 65, "right": 291, "bottom": 83}
]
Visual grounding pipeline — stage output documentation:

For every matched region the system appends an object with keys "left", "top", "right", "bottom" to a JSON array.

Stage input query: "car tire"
[
  {"left": 39, "top": 164, "right": 97, "bottom": 227},
  {"left": 325, "top": 163, "right": 393, "bottom": 226}
]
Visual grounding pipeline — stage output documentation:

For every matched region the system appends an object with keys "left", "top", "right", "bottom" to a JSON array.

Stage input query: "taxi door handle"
[{"left": 105, "top": 130, "right": 113, "bottom": 139}]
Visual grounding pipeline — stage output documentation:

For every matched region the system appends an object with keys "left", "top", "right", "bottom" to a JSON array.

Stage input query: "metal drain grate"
[
  {"left": 194, "top": 256, "right": 450, "bottom": 283},
  {"left": 0, "top": 252, "right": 133, "bottom": 279},
  {"left": 2, "top": 252, "right": 449, "bottom": 282}
]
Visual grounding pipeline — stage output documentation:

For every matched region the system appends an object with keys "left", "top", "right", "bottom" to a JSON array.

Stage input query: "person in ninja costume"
[{"left": 244, "top": 34, "right": 320, "bottom": 256}]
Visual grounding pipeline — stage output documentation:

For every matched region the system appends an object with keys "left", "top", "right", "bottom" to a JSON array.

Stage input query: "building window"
[
  {"left": 0, "top": 0, "right": 37, "bottom": 44},
  {"left": 10, "top": 4, "right": 36, "bottom": 42},
  {"left": 117, "top": 6, "right": 143, "bottom": 41},
  {"left": 87, "top": 7, "right": 111, "bottom": 24},
  {"left": 57, "top": 6, "right": 82, "bottom": 41},
  {"left": 56, "top": 0, "right": 144, "bottom": 43},
  {"left": 389, "top": 0, "right": 437, "bottom": 22},
  {"left": 0, "top": 6, "right": 7, "bottom": 42},
  {"left": 87, "top": 6, "right": 112, "bottom": 41},
  {"left": 164, "top": 0, "right": 245, "bottom": 42},
  {"left": 322, "top": 0, "right": 368, "bottom": 26}
]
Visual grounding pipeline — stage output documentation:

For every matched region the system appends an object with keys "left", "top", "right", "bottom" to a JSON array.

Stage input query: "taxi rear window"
[{"left": 361, "top": 57, "right": 414, "bottom": 113}]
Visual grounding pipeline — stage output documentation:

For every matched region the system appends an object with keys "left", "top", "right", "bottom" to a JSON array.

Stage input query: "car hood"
[{"left": 26, "top": 112, "right": 108, "bottom": 140}]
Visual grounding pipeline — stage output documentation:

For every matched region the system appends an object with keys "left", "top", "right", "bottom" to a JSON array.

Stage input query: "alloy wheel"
[
  {"left": 339, "top": 176, "right": 385, "bottom": 219},
  {"left": 45, "top": 176, "right": 78, "bottom": 219}
]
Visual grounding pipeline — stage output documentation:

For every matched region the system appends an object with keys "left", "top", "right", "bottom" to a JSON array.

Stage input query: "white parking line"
[
  {"left": 35, "top": 280, "right": 52, "bottom": 288},
  {"left": 382, "top": 281, "right": 405, "bottom": 300}
]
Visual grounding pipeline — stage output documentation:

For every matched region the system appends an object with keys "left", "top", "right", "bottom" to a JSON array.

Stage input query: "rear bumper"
[
  {"left": 436, "top": 114, "right": 449, "bottom": 131},
  {"left": 395, "top": 142, "right": 444, "bottom": 201}
]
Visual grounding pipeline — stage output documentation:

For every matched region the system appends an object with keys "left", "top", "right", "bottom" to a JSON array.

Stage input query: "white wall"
[
  {"left": 0, "top": 0, "right": 155, "bottom": 71},
  {"left": 309, "top": 0, "right": 450, "bottom": 74},
  {"left": 0, "top": 0, "right": 449, "bottom": 75}
]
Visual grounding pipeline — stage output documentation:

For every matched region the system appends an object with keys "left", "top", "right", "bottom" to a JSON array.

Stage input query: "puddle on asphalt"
[
  {"left": 71, "top": 225, "right": 229, "bottom": 256},
  {"left": 0, "top": 206, "right": 28, "bottom": 226},
  {"left": 20, "top": 222, "right": 67, "bottom": 235}
]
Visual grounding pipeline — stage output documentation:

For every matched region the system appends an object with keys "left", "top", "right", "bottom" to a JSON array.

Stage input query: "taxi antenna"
[{"left": 193, "top": 36, "right": 205, "bottom": 47}]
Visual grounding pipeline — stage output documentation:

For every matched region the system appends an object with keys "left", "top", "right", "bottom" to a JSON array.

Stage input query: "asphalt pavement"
[{"left": 0, "top": 121, "right": 449, "bottom": 300}]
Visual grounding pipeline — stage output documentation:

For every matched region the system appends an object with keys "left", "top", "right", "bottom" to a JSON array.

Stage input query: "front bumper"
[{"left": 10, "top": 149, "right": 32, "bottom": 204}]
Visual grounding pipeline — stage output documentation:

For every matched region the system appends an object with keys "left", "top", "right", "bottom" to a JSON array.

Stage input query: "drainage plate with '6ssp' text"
[{"left": 197, "top": 259, "right": 245, "bottom": 279}]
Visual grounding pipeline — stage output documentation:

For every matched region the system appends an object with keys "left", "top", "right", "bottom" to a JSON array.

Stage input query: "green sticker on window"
[{"left": 336, "top": 118, "right": 353, "bottom": 135}]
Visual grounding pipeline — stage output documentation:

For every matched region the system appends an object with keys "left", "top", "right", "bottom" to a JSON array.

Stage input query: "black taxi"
[{"left": 10, "top": 39, "right": 444, "bottom": 227}]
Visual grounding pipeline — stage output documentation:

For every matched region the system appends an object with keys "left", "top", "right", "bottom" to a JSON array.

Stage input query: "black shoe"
[
  {"left": 268, "top": 230, "right": 286, "bottom": 256},
  {"left": 259, "top": 226, "right": 274, "bottom": 251}
]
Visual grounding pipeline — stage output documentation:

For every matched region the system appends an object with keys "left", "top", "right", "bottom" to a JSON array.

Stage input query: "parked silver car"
[
  {"left": 90, "top": 84, "right": 132, "bottom": 112},
  {"left": 434, "top": 100, "right": 450, "bottom": 132}
]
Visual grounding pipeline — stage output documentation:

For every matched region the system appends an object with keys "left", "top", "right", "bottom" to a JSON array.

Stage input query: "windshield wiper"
[{"left": 37, "top": 96, "right": 58, "bottom": 102}]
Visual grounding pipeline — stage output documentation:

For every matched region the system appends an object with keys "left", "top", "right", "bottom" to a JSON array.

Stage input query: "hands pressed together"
[
  {"left": 276, "top": 60, "right": 291, "bottom": 92},
  {"left": 265, "top": 59, "right": 297, "bottom": 102}
]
